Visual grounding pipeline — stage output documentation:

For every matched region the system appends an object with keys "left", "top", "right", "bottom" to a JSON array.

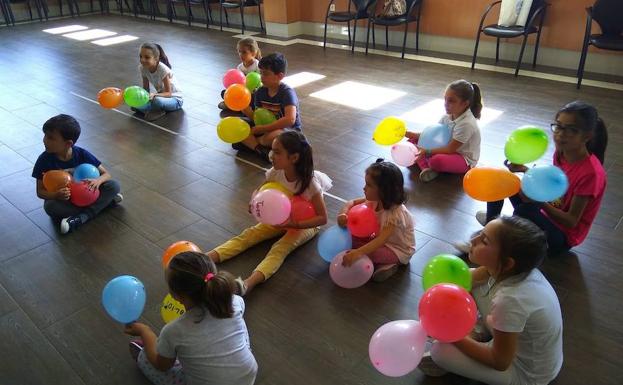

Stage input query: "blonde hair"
[{"left": 237, "top": 37, "right": 262, "bottom": 59}]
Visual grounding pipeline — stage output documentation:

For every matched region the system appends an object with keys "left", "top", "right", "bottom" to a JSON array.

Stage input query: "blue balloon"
[
  {"left": 317, "top": 225, "right": 352, "bottom": 263},
  {"left": 102, "top": 275, "right": 146, "bottom": 324},
  {"left": 73, "top": 163, "right": 100, "bottom": 182},
  {"left": 522, "top": 165, "right": 569, "bottom": 202},
  {"left": 418, "top": 123, "right": 451, "bottom": 150}
]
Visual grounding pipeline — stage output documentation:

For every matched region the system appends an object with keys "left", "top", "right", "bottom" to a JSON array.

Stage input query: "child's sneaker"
[
  {"left": 108, "top": 193, "right": 124, "bottom": 208},
  {"left": 476, "top": 210, "right": 487, "bottom": 226},
  {"left": 419, "top": 168, "right": 439, "bottom": 182},
  {"left": 60, "top": 215, "right": 84, "bottom": 234},
  {"left": 129, "top": 340, "right": 144, "bottom": 362},
  {"left": 418, "top": 351, "right": 448, "bottom": 377},
  {"left": 218, "top": 101, "right": 228, "bottom": 110},
  {"left": 254, "top": 146, "right": 270, "bottom": 162},
  {"left": 234, "top": 277, "right": 247, "bottom": 296},
  {"left": 452, "top": 240, "right": 471, "bottom": 255},
  {"left": 372, "top": 264, "right": 399, "bottom": 282},
  {"left": 130, "top": 107, "right": 145, "bottom": 116}
]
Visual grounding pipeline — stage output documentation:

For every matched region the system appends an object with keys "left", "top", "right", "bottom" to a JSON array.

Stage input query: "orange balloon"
[
  {"left": 97, "top": 87, "right": 124, "bottom": 109},
  {"left": 463, "top": 167, "right": 521, "bottom": 202},
  {"left": 224, "top": 84, "right": 252, "bottom": 111},
  {"left": 42, "top": 170, "right": 72, "bottom": 192},
  {"left": 162, "top": 241, "right": 202, "bottom": 268}
]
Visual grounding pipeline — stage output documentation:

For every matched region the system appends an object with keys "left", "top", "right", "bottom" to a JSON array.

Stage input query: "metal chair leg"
[
  {"left": 515, "top": 35, "right": 528, "bottom": 77},
  {"left": 471, "top": 31, "right": 482, "bottom": 69}
]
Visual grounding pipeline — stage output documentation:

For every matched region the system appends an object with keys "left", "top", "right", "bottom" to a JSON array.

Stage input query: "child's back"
[{"left": 158, "top": 295, "right": 257, "bottom": 385}]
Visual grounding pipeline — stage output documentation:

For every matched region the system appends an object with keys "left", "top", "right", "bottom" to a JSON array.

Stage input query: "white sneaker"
[
  {"left": 419, "top": 168, "right": 439, "bottom": 182},
  {"left": 476, "top": 210, "right": 487, "bottom": 226},
  {"left": 451, "top": 241, "right": 471, "bottom": 255},
  {"left": 418, "top": 340, "right": 447, "bottom": 377},
  {"left": 234, "top": 277, "right": 247, "bottom": 296}
]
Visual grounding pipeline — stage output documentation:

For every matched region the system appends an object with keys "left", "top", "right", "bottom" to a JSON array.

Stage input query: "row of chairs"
[
  {"left": 322, "top": 0, "right": 623, "bottom": 88},
  {"left": 0, "top": 0, "right": 264, "bottom": 34}
]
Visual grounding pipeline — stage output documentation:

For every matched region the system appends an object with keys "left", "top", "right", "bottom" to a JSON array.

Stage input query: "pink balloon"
[
  {"left": 329, "top": 251, "right": 373, "bottom": 288},
  {"left": 222, "top": 69, "right": 246, "bottom": 88},
  {"left": 369, "top": 320, "right": 427, "bottom": 377},
  {"left": 69, "top": 181, "right": 100, "bottom": 207},
  {"left": 391, "top": 142, "right": 419, "bottom": 167},
  {"left": 251, "top": 189, "right": 292, "bottom": 225},
  {"left": 418, "top": 284, "right": 478, "bottom": 343},
  {"left": 291, "top": 195, "right": 315, "bottom": 222},
  {"left": 347, "top": 203, "right": 379, "bottom": 238}
]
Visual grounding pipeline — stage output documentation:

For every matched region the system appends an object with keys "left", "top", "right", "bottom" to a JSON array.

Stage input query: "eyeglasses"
[{"left": 550, "top": 123, "right": 580, "bottom": 135}]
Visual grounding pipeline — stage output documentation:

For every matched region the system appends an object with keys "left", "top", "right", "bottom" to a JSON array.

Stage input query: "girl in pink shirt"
[{"left": 477, "top": 101, "right": 608, "bottom": 254}]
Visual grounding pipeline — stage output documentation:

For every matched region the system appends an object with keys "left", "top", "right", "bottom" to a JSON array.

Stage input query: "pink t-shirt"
[
  {"left": 367, "top": 201, "right": 416, "bottom": 264},
  {"left": 545, "top": 153, "right": 606, "bottom": 247}
]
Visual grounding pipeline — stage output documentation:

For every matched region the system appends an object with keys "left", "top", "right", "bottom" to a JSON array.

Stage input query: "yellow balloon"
[
  {"left": 259, "top": 182, "right": 293, "bottom": 197},
  {"left": 161, "top": 293, "right": 186, "bottom": 324},
  {"left": 217, "top": 117, "right": 251, "bottom": 143},
  {"left": 373, "top": 116, "right": 406, "bottom": 145}
]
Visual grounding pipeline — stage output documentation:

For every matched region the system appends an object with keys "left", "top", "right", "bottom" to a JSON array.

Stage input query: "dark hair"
[
  {"left": 140, "top": 42, "right": 172, "bottom": 69},
  {"left": 237, "top": 37, "right": 262, "bottom": 60},
  {"left": 557, "top": 101, "right": 608, "bottom": 164},
  {"left": 276, "top": 131, "right": 314, "bottom": 195},
  {"left": 495, "top": 216, "right": 547, "bottom": 280},
  {"left": 365, "top": 159, "right": 406, "bottom": 210},
  {"left": 259, "top": 53, "right": 287, "bottom": 74},
  {"left": 447, "top": 79, "right": 483, "bottom": 119},
  {"left": 42, "top": 114, "right": 81, "bottom": 143},
  {"left": 167, "top": 252, "right": 235, "bottom": 320}
]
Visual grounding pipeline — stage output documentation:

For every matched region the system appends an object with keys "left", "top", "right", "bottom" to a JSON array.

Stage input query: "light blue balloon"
[
  {"left": 73, "top": 163, "right": 100, "bottom": 182},
  {"left": 522, "top": 165, "right": 569, "bottom": 202},
  {"left": 102, "top": 275, "right": 146, "bottom": 324},
  {"left": 418, "top": 123, "right": 451, "bottom": 150},
  {"left": 318, "top": 225, "right": 352, "bottom": 263}
]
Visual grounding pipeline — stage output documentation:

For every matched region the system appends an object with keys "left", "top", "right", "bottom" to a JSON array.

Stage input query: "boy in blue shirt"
[
  {"left": 236, "top": 52, "right": 302, "bottom": 160},
  {"left": 32, "top": 114, "right": 122, "bottom": 234}
]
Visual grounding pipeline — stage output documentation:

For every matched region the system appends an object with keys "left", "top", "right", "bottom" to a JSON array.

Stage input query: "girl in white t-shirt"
[
  {"left": 420, "top": 215, "right": 563, "bottom": 385},
  {"left": 206, "top": 131, "right": 331, "bottom": 295},
  {"left": 405, "top": 79, "right": 483, "bottom": 182},
  {"left": 125, "top": 251, "right": 257, "bottom": 385},
  {"left": 219, "top": 37, "right": 262, "bottom": 110},
  {"left": 135, "top": 42, "right": 183, "bottom": 121},
  {"left": 338, "top": 159, "right": 415, "bottom": 282}
]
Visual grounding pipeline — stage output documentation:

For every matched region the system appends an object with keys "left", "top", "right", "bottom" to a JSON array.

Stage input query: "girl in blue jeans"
[{"left": 134, "top": 42, "right": 183, "bottom": 121}]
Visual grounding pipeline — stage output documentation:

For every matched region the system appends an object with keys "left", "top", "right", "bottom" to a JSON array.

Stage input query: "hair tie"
[
  {"left": 301, "top": 139, "right": 309, "bottom": 147},
  {"left": 204, "top": 273, "right": 215, "bottom": 283}
]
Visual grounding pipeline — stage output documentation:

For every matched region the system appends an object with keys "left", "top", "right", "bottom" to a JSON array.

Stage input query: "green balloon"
[
  {"left": 123, "top": 86, "right": 150, "bottom": 108},
  {"left": 422, "top": 254, "right": 472, "bottom": 291},
  {"left": 246, "top": 72, "right": 262, "bottom": 92},
  {"left": 504, "top": 126, "right": 549, "bottom": 165},
  {"left": 253, "top": 108, "right": 276, "bottom": 126}
]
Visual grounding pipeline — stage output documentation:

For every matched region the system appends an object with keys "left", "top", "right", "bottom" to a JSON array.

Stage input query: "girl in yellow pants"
[{"left": 207, "top": 131, "right": 331, "bottom": 295}]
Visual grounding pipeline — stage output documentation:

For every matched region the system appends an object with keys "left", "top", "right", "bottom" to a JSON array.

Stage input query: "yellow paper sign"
[{"left": 161, "top": 293, "right": 186, "bottom": 324}]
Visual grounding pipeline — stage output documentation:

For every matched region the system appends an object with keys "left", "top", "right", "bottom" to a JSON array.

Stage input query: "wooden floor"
[{"left": 0, "top": 15, "right": 622, "bottom": 385}]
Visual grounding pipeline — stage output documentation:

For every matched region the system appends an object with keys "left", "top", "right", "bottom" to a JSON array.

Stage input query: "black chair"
[
  {"left": 323, "top": 0, "right": 376, "bottom": 53},
  {"left": 218, "top": 0, "right": 264, "bottom": 34},
  {"left": 471, "top": 0, "right": 548, "bottom": 77},
  {"left": 167, "top": 0, "right": 210, "bottom": 27},
  {"left": 577, "top": 0, "right": 623, "bottom": 88},
  {"left": 58, "top": 0, "right": 81, "bottom": 17},
  {"left": 3, "top": 0, "right": 49, "bottom": 23},
  {"left": 1, "top": 0, "right": 15, "bottom": 26},
  {"left": 365, "top": 0, "right": 423, "bottom": 58}
]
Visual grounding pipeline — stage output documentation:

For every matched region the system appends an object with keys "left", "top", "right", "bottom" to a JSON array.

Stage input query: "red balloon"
[
  {"left": 69, "top": 181, "right": 100, "bottom": 207},
  {"left": 291, "top": 196, "right": 315, "bottom": 222},
  {"left": 347, "top": 203, "right": 379, "bottom": 238},
  {"left": 418, "top": 284, "right": 478, "bottom": 343}
]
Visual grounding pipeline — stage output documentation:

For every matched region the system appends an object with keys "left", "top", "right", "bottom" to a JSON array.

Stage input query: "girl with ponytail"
[
  {"left": 475, "top": 101, "right": 608, "bottom": 255},
  {"left": 124, "top": 251, "right": 257, "bottom": 385},
  {"left": 405, "top": 79, "right": 483, "bottom": 182}
]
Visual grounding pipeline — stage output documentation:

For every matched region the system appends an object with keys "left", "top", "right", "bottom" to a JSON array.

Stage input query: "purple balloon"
[
  {"left": 250, "top": 189, "right": 292, "bottom": 225},
  {"left": 329, "top": 251, "right": 373, "bottom": 289},
  {"left": 369, "top": 320, "right": 427, "bottom": 377}
]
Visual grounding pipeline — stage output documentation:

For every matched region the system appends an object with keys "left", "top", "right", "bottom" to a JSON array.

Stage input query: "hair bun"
[{"left": 375, "top": 158, "right": 385, "bottom": 163}]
